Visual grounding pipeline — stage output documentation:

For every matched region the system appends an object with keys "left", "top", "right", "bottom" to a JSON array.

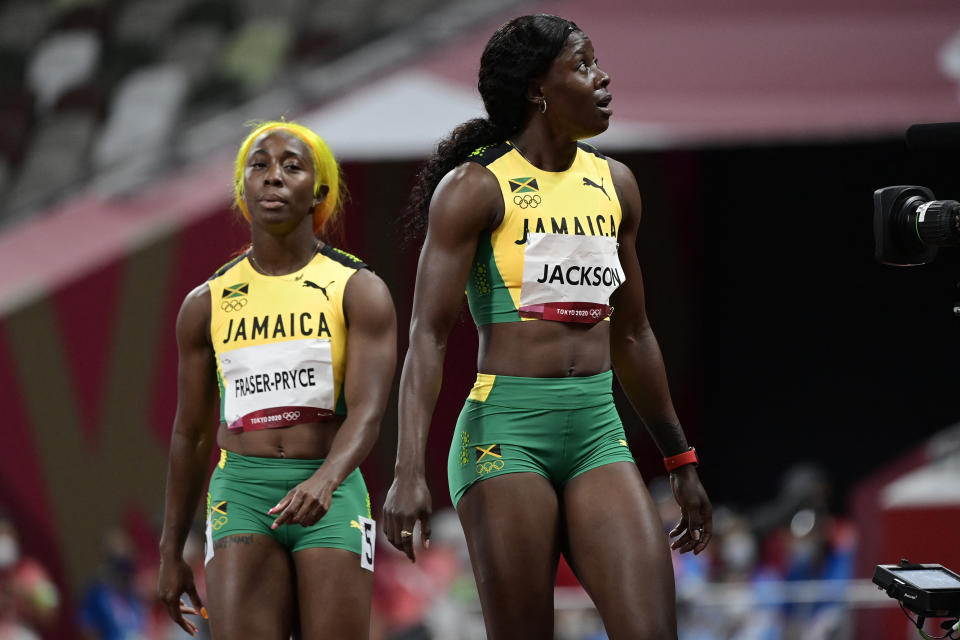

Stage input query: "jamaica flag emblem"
[
  {"left": 508, "top": 177, "right": 539, "bottom": 193},
  {"left": 475, "top": 444, "right": 502, "bottom": 462},
  {"left": 222, "top": 283, "right": 248, "bottom": 299},
  {"left": 220, "top": 283, "right": 249, "bottom": 312},
  {"left": 475, "top": 444, "right": 504, "bottom": 475}
]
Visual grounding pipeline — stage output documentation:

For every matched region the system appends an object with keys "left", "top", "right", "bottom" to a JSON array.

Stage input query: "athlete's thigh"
[
  {"left": 563, "top": 462, "right": 677, "bottom": 640},
  {"left": 457, "top": 472, "right": 562, "bottom": 640},
  {"left": 205, "top": 533, "right": 295, "bottom": 640},
  {"left": 293, "top": 547, "right": 372, "bottom": 640}
]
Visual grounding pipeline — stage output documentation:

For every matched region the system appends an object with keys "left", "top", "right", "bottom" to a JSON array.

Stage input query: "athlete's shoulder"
[
  {"left": 319, "top": 244, "right": 369, "bottom": 271},
  {"left": 437, "top": 156, "right": 502, "bottom": 199},
  {"left": 184, "top": 281, "right": 212, "bottom": 306},
  {"left": 606, "top": 155, "right": 637, "bottom": 189},
  {"left": 605, "top": 156, "right": 641, "bottom": 223},
  {"left": 465, "top": 141, "right": 512, "bottom": 167},
  {"left": 434, "top": 160, "right": 502, "bottom": 215},
  {"left": 427, "top": 160, "right": 503, "bottom": 237},
  {"left": 207, "top": 252, "right": 247, "bottom": 282},
  {"left": 177, "top": 281, "right": 212, "bottom": 338}
]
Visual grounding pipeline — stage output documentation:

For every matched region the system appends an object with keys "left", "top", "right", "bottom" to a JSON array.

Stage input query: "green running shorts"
[
  {"left": 206, "top": 449, "right": 373, "bottom": 560},
  {"left": 447, "top": 370, "right": 636, "bottom": 506}
]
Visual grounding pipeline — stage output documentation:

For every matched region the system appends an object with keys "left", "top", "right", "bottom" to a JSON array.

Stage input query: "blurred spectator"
[
  {"left": 79, "top": 527, "right": 149, "bottom": 640},
  {"left": 708, "top": 509, "right": 782, "bottom": 640},
  {"left": 371, "top": 509, "right": 478, "bottom": 640},
  {"left": 751, "top": 464, "right": 855, "bottom": 639},
  {"left": 751, "top": 463, "right": 833, "bottom": 546},
  {"left": 777, "top": 507, "right": 856, "bottom": 640},
  {"left": 0, "top": 508, "right": 60, "bottom": 640}
]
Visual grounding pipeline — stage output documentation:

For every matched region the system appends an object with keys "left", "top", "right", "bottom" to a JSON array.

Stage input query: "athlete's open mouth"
[{"left": 596, "top": 93, "right": 612, "bottom": 116}]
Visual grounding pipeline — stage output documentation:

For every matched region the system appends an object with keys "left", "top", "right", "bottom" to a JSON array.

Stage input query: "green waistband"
[
  {"left": 217, "top": 449, "right": 327, "bottom": 478},
  {"left": 467, "top": 369, "right": 613, "bottom": 409}
]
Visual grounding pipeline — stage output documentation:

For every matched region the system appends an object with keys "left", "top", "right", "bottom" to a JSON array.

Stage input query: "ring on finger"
[{"left": 400, "top": 530, "right": 413, "bottom": 538}]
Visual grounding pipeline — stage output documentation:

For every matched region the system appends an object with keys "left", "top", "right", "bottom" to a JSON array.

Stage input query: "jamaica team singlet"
[
  {"left": 207, "top": 245, "right": 367, "bottom": 431},
  {"left": 465, "top": 141, "right": 625, "bottom": 325}
]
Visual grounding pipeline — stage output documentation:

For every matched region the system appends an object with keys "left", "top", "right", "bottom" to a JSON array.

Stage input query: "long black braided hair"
[{"left": 405, "top": 14, "right": 580, "bottom": 240}]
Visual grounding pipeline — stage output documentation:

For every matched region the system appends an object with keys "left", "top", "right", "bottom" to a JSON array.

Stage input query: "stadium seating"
[{"left": 0, "top": 0, "right": 456, "bottom": 230}]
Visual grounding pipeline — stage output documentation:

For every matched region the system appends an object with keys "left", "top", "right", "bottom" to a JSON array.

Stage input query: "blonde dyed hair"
[{"left": 233, "top": 120, "right": 345, "bottom": 237}]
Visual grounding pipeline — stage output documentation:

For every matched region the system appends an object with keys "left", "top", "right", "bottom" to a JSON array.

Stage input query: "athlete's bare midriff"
[
  {"left": 477, "top": 320, "right": 611, "bottom": 378},
  {"left": 216, "top": 417, "right": 345, "bottom": 459}
]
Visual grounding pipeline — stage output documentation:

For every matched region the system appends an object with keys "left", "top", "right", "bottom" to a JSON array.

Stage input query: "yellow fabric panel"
[
  {"left": 485, "top": 143, "right": 623, "bottom": 320},
  {"left": 207, "top": 249, "right": 359, "bottom": 417},
  {"left": 467, "top": 373, "right": 497, "bottom": 402}
]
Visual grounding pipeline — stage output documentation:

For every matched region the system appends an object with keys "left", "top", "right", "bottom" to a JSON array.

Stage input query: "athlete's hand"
[
  {"left": 269, "top": 471, "right": 337, "bottom": 528},
  {"left": 668, "top": 465, "right": 712, "bottom": 555},
  {"left": 157, "top": 555, "right": 206, "bottom": 636},
  {"left": 383, "top": 473, "right": 432, "bottom": 562}
]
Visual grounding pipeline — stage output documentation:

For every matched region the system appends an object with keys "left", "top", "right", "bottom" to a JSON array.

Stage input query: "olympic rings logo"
[
  {"left": 513, "top": 194, "right": 542, "bottom": 209},
  {"left": 590, "top": 308, "right": 602, "bottom": 320},
  {"left": 476, "top": 460, "right": 504, "bottom": 474},
  {"left": 281, "top": 411, "right": 301, "bottom": 421},
  {"left": 221, "top": 298, "right": 248, "bottom": 312},
  {"left": 210, "top": 515, "right": 228, "bottom": 531}
]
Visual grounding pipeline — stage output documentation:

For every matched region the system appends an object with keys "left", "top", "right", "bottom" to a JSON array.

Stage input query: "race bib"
[
  {"left": 519, "top": 233, "right": 624, "bottom": 323},
  {"left": 358, "top": 516, "right": 375, "bottom": 571},
  {"left": 219, "top": 338, "right": 335, "bottom": 431}
]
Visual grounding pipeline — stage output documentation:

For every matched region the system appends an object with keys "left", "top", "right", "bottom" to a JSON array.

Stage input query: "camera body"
[{"left": 874, "top": 123, "right": 960, "bottom": 266}]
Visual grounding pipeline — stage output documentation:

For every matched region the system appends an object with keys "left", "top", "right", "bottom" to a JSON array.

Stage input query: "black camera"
[
  {"left": 874, "top": 123, "right": 960, "bottom": 266},
  {"left": 873, "top": 186, "right": 960, "bottom": 266}
]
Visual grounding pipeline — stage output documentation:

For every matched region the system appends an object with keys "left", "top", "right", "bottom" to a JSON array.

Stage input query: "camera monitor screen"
[
  {"left": 893, "top": 567, "right": 960, "bottom": 590},
  {"left": 874, "top": 563, "right": 960, "bottom": 617}
]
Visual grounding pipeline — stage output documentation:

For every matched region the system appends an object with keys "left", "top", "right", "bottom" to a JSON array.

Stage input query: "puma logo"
[
  {"left": 303, "top": 280, "right": 333, "bottom": 300},
  {"left": 582, "top": 177, "right": 610, "bottom": 200}
]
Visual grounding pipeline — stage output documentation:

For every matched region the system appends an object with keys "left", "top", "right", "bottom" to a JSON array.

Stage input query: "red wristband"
[{"left": 664, "top": 447, "right": 698, "bottom": 472}]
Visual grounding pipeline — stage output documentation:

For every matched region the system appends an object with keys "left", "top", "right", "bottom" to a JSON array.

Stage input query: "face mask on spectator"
[
  {"left": 0, "top": 534, "right": 20, "bottom": 569},
  {"left": 721, "top": 531, "right": 756, "bottom": 573}
]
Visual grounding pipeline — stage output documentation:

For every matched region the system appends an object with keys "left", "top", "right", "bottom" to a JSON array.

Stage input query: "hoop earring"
[{"left": 539, "top": 98, "right": 547, "bottom": 114}]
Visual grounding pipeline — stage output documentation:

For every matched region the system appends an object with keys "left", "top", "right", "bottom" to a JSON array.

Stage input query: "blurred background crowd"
[
  {"left": 2, "top": 452, "right": 952, "bottom": 639},
  {"left": 2, "top": 0, "right": 960, "bottom": 638},
  {"left": 0, "top": 0, "right": 503, "bottom": 227}
]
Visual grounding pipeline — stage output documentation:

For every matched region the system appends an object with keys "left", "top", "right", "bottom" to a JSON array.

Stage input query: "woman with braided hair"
[
  {"left": 383, "top": 14, "right": 711, "bottom": 639},
  {"left": 158, "top": 121, "right": 396, "bottom": 639}
]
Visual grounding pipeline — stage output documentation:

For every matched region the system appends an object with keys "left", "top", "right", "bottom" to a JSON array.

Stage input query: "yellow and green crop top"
[
  {"left": 466, "top": 141, "right": 625, "bottom": 325},
  {"left": 207, "top": 245, "right": 367, "bottom": 431}
]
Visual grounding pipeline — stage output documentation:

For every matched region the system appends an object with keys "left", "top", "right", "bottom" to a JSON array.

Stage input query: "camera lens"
[{"left": 914, "top": 200, "right": 960, "bottom": 248}]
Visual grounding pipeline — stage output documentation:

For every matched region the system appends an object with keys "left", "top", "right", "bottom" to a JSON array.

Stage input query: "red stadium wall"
[
  {"left": 0, "top": 205, "right": 250, "bottom": 637},
  {"left": 852, "top": 439, "right": 960, "bottom": 639}
]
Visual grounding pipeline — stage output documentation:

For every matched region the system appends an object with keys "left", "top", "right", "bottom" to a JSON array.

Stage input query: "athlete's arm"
[
  {"left": 607, "top": 158, "right": 712, "bottom": 555},
  {"left": 383, "top": 162, "right": 502, "bottom": 561},
  {"left": 269, "top": 270, "right": 397, "bottom": 528},
  {"left": 158, "top": 284, "right": 219, "bottom": 635}
]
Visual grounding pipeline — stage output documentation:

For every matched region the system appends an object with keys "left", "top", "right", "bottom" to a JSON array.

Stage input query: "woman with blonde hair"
[{"left": 158, "top": 121, "right": 396, "bottom": 639}]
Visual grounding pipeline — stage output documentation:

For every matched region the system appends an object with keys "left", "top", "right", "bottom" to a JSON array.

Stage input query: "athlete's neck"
[
  {"left": 248, "top": 231, "right": 323, "bottom": 276},
  {"left": 510, "top": 127, "right": 578, "bottom": 173}
]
